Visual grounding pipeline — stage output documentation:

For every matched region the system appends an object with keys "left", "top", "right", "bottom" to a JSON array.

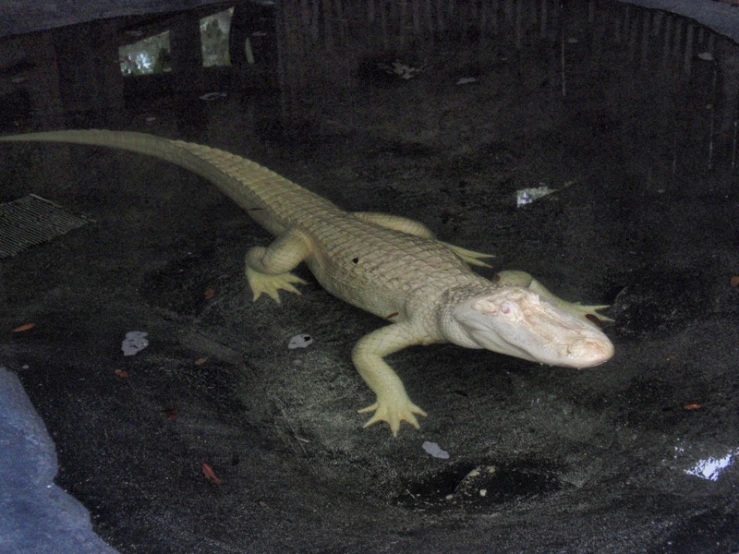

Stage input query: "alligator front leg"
[
  {"left": 244, "top": 228, "right": 312, "bottom": 303},
  {"left": 495, "top": 269, "right": 612, "bottom": 323},
  {"left": 352, "top": 323, "right": 429, "bottom": 436}
]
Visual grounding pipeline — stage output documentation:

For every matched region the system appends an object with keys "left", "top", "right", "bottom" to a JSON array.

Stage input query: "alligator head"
[{"left": 442, "top": 286, "right": 614, "bottom": 368}]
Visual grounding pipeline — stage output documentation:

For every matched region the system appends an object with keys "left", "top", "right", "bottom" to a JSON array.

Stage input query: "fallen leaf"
[
  {"left": 204, "top": 288, "right": 216, "bottom": 300},
  {"left": 114, "top": 369, "right": 129, "bottom": 379},
  {"left": 683, "top": 403, "right": 702, "bottom": 411},
  {"left": 730, "top": 276, "right": 739, "bottom": 288},
  {"left": 194, "top": 357, "right": 208, "bottom": 366},
  {"left": 12, "top": 322, "right": 35, "bottom": 333},
  {"left": 202, "top": 462, "right": 223, "bottom": 484},
  {"left": 163, "top": 407, "right": 178, "bottom": 421}
]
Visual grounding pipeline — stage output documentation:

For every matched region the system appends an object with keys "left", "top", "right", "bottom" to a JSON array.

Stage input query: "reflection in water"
[
  {"left": 683, "top": 446, "right": 738, "bottom": 481},
  {"left": 118, "top": 7, "right": 234, "bottom": 76},
  {"left": 119, "top": 30, "right": 171, "bottom": 76},
  {"left": 201, "top": 7, "right": 234, "bottom": 67}
]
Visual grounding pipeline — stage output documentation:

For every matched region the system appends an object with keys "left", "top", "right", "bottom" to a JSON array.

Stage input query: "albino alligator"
[{"left": 0, "top": 130, "right": 614, "bottom": 436}]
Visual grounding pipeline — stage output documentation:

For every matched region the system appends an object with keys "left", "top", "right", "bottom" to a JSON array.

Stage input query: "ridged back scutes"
[{"left": 168, "top": 139, "right": 340, "bottom": 223}]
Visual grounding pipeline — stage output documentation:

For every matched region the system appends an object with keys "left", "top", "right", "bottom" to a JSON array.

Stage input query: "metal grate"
[{"left": 0, "top": 194, "right": 88, "bottom": 258}]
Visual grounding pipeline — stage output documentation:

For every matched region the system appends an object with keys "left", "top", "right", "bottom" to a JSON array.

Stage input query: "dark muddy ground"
[{"left": 1, "top": 12, "right": 739, "bottom": 554}]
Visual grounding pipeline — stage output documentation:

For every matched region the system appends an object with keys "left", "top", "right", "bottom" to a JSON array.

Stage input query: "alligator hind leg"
[
  {"left": 354, "top": 211, "right": 494, "bottom": 267},
  {"left": 496, "top": 269, "right": 612, "bottom": 323},
  {"left": 244, "top": 228, "right": 312, "bottom": 303}
]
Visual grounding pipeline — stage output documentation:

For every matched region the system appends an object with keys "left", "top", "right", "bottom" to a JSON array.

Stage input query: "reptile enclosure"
[{"left": 1, "top": 0, "right": 738, "bottom": 552}]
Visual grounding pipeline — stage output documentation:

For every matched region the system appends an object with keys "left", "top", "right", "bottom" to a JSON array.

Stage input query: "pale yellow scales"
[{"left": 0, "top": 131, "right": 614, "bottom": 436}]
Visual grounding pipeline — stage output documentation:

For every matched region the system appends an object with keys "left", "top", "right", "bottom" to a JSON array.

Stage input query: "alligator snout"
[{"left": 567, "top": 335, "right": 615, "bottom": 368}]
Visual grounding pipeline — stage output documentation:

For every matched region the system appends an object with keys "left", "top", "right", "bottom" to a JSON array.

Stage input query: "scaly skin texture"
[{"left": 0, "top": 130, "right": 615, "bottom": 436}]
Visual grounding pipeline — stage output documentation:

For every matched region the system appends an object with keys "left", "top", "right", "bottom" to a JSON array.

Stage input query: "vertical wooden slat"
[
  {"left": 652, "top": 11, "right": 662, "bottom": 37},
  {"left": 335, "top": 0, "right": 346, "bottom": 47},
  {"left": 275, "top": 1, "right": 289, "bottom": 123},
  {"left": 683, "top": 24, "right": 694, "bottom": 77},
  {"left": 732, "top": 86, "right": 739, "bottom": 170},
  {"left": 480, "top": 0, "right": 489, "bottom": 45},
  {"left": 706, "top": 62, "right": 718, "bottom": 170},
  {"left": 540, "top": 0, "right": 548, "bottom": 38},
  {"left": 560, "top": 0, "right": 566, "bottom": 97},
  {"left": 380, "top": 0, "right": 389, "bottom": 49},
  {"left": 399, "top": 0, "right": 408, "bottom": 48},
  {"left": 640, "top": 10, "right": 650, "bottom": 68},
  {"left": 322, "top": 0, "right": 333, "bottom": 51},
  {"left": 301, "top": 0, "right": 311, "bottom": 29},
  {"left": 412, "top": 0, "right": 421, "bottom": 35},
  {"left": 494, "top": 0, "right": 501, "bottom": 34},
  {"left": 311, "top": 0, "right": 320, "bottom": 43},
  {"left": 661, "top": 15, "right": 673, "bottom": 69},
  {"left": 515, "top": 0, "right": 523, "bottom": 50},
  {"left": 673, "top": 18, "right": 683, "bottom": 65},
  {"left": 628, "top": 12, "right": 639, "bottom": 64}
]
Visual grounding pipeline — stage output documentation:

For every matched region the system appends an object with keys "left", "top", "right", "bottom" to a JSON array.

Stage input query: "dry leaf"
[
  {"left": 204, "top": 288, "right": 216, "bottom": 300},
  {"left": 194, "top": 357, "right": 208, "bottom": 366},
  {"left": 12, "top": 322, "right": 35, "bottom": 333},
  {"left": 202, "top": 462, "right": 223, "bottom": 484},
  {"left": 114, "top": 369, "right": 129, "bottom": 379},
  {"left": 683, "top": 403, "right": 702, "bottom": 411},
  {"left": 730, "top": 276, "right": 739, "bottom": 288}
]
